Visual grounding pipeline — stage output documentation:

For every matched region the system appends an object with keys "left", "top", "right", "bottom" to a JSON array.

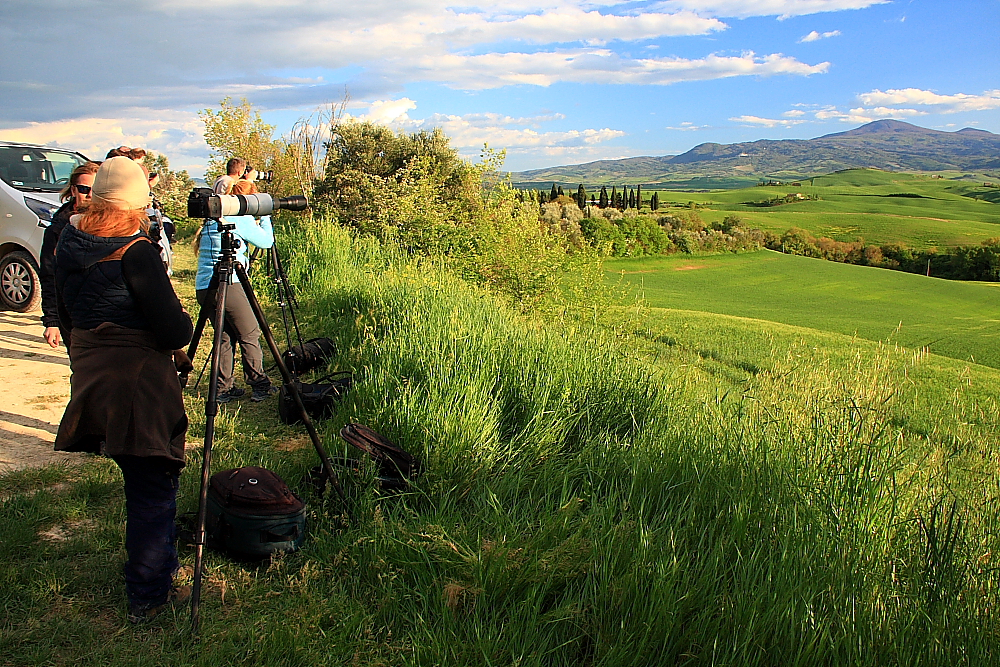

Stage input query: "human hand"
[{"left": 43, "top": 327, "right": 61, "bottom": 348}]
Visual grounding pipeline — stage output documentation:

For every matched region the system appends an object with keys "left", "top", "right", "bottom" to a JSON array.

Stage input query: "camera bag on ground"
[
  {"left": 205, "top": 466, "right": 306, "bottom": 559},
  {"left": 339, "top": 423, "right": 422, "bottom": 487},
  {"left": 282, "top": 337, "right": 337, "bottom": 376},
  {"left": 277, "top": 371, "right": 353, "bottom": 425}
]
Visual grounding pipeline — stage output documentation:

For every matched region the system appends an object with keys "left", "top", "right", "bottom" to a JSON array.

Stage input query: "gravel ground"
[{"left": 0, "top": 309, "right": 81, "bottom": 473}]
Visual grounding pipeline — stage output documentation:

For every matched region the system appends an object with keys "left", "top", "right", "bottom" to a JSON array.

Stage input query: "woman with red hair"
[{"left": 54, "top": 156, "right": 193, "bottom": 624}]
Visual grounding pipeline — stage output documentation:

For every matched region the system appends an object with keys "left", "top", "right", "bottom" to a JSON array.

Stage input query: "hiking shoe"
[
  {"left": 127, "top": 585, "right": 192, "bottom": 625},
  {"left": 251, "top": 385, "right": 279, "bottom": 402},
  {"left": 216, "top": 387, "right": 246, "bottom": 404}
]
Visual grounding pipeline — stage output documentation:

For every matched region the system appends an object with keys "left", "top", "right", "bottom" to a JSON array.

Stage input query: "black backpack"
[
  {"left": 205, "top": 466, "right": 306, "bottom": 559},
  {"left": 277, "top": 371, "right": 353, "bottom": 424},
  {"left": 309, "top": 424, "right": 422, "bottom": 494},
  {"left": 340, "top": 423, "right": 422, "bottom": 485},
  {"left": 282, "top": 337, "right": 337, "bottom": 376}
]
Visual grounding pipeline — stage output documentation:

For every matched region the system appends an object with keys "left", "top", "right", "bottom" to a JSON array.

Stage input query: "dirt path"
[{"left": 0, "top": 309, "right": 80, "bottom": 473}]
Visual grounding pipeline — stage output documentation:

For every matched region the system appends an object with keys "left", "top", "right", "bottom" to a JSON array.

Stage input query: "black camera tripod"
[{"left": 187, "top": 219, "right": 347, "bottom": 634}]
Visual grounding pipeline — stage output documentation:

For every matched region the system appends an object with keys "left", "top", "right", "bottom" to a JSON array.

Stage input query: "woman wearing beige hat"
[{"left": 53, "top": 156, "right": 193, "bottom": 623}]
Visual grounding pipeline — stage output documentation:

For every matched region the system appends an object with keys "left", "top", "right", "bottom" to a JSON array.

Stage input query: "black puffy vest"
[{"left": 55, "top": 224, "right": 150, "bottom": 332}]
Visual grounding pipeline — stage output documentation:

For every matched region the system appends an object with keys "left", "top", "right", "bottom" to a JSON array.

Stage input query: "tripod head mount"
[{"left": 207, "top": 217, "right": 242, "bottom": 251}]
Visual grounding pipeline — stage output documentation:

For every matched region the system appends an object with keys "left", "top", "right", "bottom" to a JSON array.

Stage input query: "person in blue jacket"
[{"left": 195, "top": 214, "right": 276, "bottom": 402}]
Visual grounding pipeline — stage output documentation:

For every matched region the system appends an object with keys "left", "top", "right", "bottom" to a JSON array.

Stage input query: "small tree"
[
  {"left": 628, "top": 188, "right": 635, "bottom": 210},
  {"left": 599, "top": 186, "right": 609, "bottom": 209},
  {"left": 636, "top": 184, "right": 642, "bottom": 209},
  {"left": 610, "top": 186, "right": 618, "bottom": 210},
  {"left": 550, "top": 183, "right": 559, "bottom": 201},
  {"left": 201, "top": 97, "right": 282, "bottom": 187},
  {"left": 650, "top": 191, "right": 659, "bottom": 212}
]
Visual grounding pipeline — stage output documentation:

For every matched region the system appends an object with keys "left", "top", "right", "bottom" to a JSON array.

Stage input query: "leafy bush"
[
  {"left": 310, "top": 121, "right": 593, "bottom": 304},
  {"left": 581, "top": 210, "right": 770, "bottom": 257}
]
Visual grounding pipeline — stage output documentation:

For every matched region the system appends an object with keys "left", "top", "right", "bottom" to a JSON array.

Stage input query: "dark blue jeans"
[{"left": 111, "top": 455, "right": 180, "bottom": 610}]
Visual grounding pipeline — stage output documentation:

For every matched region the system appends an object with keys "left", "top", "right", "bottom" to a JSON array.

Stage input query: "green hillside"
[
  {"left": 4, "top": 224, "right": 1000, "bottom": 664},
  {"left": 606, "top": 249, "right": 1000, "bottom": 368},
  {"left": 649, "top": 169, "right": 1000, "bottom": 248}
]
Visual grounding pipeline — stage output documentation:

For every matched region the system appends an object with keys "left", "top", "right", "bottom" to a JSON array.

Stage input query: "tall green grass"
[{"left": 2, "top": 221, "right": 998, "bottom": 665}]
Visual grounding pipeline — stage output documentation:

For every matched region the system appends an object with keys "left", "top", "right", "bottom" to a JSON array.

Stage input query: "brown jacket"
[{"left": 55, "top": 324, "right": 188, "bottom": 468}]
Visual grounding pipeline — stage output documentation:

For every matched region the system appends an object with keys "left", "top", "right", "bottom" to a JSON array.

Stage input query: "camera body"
[{"left": 187, "top": 188, "right": 308, "bottom": 218}]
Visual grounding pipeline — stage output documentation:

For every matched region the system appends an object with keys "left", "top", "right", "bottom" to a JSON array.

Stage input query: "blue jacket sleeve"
[{"left": 229, "top": 215, "right": 274, "bottom": 249}]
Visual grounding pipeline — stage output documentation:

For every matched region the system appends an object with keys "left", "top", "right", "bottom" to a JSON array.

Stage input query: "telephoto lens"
[{"left": 188, "top": 188, "right": 308, "bottom": 218}]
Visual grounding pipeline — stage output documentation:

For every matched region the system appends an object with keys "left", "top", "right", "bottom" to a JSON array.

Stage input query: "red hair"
[{"left": 76, "top": 200, "right": 150, "bottom": 262}]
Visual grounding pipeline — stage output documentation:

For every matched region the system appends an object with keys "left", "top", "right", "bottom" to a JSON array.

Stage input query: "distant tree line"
[
  {"left": 769, "top": 228, "right": 1000, "bottom": 281},
  {"left": 521, "top": 183, "right": 661, "bottom": 212}
]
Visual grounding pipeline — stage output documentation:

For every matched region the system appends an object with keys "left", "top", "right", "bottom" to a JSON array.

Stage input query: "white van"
[{"left": 0, "top": 142, "right": 89, "bottom": 312}]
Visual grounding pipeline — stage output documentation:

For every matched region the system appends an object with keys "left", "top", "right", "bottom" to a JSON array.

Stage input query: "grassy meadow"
[
  {"left": 650, "top": 170, "right": 1000, "bottom": 249},
  {"left": 3, "top": 220, "right": 1000, "bottom": 665},
  {"left": 607, "top": 249, "right": 1000, "bottom": 369}
]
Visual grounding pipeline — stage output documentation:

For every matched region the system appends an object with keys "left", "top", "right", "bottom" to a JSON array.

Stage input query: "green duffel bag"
[{"left": 206, "top": 466, "right": 306, "bottom": 560}]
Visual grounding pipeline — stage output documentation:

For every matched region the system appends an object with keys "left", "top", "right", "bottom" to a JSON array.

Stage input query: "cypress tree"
[
  {"left": 550, "top": 183, "right": 558, "bottom": 201},
  {"left": 540, "top": 190, "right": 548, "bottom": 204},
  {"left": 610, "top": 186, "right": 618, "bottom": 210},
  {"left": 577, "top": 184, "right": 586, "bottom": 209},
  {"left": 557, "top": 185, "right": 564, "bottom": 197},
  {"left": 636, "top": 184, "right": 642, "bottom": 209},
  {"left": 651, "top": 191, "right": 659, "bottom": 211},
  {"left": 628, "top": 188, "right": 635, "bottom": 209},
  {"left": 599, "top": 186, "right": 609, "bottom": 208}
]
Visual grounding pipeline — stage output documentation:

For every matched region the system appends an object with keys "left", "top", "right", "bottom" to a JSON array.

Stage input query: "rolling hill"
[{"left": 511, "top": 120, "right": 1000, "bottom": 187}]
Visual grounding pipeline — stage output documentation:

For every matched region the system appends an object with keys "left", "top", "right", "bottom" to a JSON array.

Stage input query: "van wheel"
[{"left": 0, "top": 251, "right": 42, "bottom": 313}]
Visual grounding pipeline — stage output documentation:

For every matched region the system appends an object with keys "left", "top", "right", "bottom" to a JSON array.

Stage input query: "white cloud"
[
  {"left": 0, "top": 110, "right": 208, "bottom": 174},
  {"left": 857, "top": 88, "right": 1000, "bottom": 113},
  {"left": 385, "top": 50, "right": 828, "bottom": 90},
  {"left": 666, "top": 122, "right": 707, "bottom": 131},
  {"left": 730, "top": 114, "right": 807, "bottom": 127},
  {"left": 655, "top": 0, "right": 887, "bottom": 19},
  {"left": 814, "top": 107, "right": 873, "bottom": 123},
  {"left": 860, "top": 106, "right": 925, "bottom": 117},
  {"left": 352, "top": 101, "right": 625, "bottom": 152},
  {"left": 799, "top": 29, "right": 841, "bottom": 42},
  {"left": 363, "top": 98, "right": 418, "bottom": 124},
  {"left": 782, "top": 109, "right": 807, "bottom": 117},
  {"left": 1, "top": 1, "right": 834, "bottom": 124}
]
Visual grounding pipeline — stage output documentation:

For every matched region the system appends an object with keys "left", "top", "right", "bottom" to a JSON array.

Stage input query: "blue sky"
[{"left": 1, "top": 0, "right": 997, "bottom": 176}]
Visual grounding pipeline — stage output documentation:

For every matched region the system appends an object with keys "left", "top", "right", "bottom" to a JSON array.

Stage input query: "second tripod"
[{"left": 187, "top": 219, "right": 347, "bottom": 634}]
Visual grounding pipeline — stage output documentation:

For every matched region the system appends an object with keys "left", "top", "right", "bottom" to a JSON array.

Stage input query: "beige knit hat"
[{"left": 92, "top": 156, "right": 152, "bottom": 210}]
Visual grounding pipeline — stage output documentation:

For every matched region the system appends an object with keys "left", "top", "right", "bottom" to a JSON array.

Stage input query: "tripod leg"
[
  {"left": 181, "top": 305, "right": 210, "bottom": 387},
  {"left": 233, "top": 262, "right": 349, "bottom": 509},
  {"left": 269, "top": 246, "right": 299, "bottom": 354},
  {"left": 190, "top": 275, "right": 231, "bottom": 635}
]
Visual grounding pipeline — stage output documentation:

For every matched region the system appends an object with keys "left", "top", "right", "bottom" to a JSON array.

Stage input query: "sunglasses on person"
[{"left": 73, "top": 184, "right": 92, "bottom": 194}]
